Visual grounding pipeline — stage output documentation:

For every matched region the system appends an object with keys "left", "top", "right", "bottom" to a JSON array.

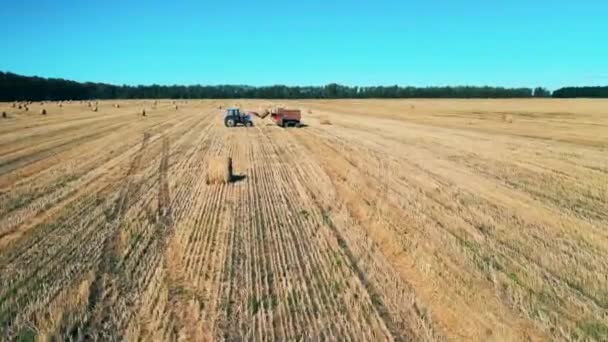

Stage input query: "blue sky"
[{"left": 1, "top": 0, "right": 607, "bottom": 89}]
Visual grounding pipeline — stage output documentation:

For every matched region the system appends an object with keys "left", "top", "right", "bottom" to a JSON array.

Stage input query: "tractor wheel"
[
  {"left": 225, "top": 118, "right": 235, "bottom": 127},
  {"left": 246, "top": 121, "right": 253, "bottom": 127}
]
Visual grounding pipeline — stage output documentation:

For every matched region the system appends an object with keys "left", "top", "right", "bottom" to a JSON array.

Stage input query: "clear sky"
[{"left": 1, "top": 0, "right": 607, "bottom": 89}]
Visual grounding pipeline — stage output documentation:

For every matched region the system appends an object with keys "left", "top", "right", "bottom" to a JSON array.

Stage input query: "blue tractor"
[{"left": 224, "top": 108, "right": 253, "bottom": 127}]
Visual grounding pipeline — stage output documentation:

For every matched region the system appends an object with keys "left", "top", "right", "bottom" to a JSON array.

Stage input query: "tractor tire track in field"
[{"left": 83, "top": 131, "right": 152, "bottom": 339}]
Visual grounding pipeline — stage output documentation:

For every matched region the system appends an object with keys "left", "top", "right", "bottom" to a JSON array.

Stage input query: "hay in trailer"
[
  {"left": 205, "top": 157, "right": 233, "bottom": 185},
  {"left": 40, "top": 109, "right": 47, "bottom": 115}
]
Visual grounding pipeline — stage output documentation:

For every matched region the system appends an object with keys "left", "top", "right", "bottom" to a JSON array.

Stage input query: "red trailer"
[{"left": 270, "top": 108, "right": 301, "bottom": 127}]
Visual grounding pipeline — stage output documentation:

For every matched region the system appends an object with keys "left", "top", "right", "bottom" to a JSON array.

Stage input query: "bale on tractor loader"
[{"left": 252, "top": 107, "right": 302, "bottom": 127}]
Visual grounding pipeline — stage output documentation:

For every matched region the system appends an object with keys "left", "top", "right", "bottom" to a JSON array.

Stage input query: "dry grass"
[{"left": 0, "top": 99, "right": 606, "bottom": 341}]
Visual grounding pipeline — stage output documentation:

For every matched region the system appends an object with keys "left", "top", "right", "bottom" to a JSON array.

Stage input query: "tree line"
[
  {"left": 3, "top": 71, "right": 602, "bottom": 101},
  {"left": 552, "top": 86, "right": 608, "bottom": 98}
]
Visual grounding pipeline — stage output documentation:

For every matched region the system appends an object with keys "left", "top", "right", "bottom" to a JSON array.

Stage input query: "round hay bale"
[
  {"left": 142, "top": 109, "right": 146, "bottom": 116},
  {"left": 175, "top": 105, "right": 178, "bottom": 110},
  {"left": 18, "top": 105, "right": 22, "bottom": 110},
  {"left": 205, "top": 157, "right": 233, "bottom": 185},
  {"left": 2, "top": 111, "right": 7, "bottom": 118},
  {"left": 92, "top": 107, "right": 98, "bottom": 112},
  {"left": 87, "top": 102, "right": 92, "bottom": 107},
  {"left": 58, "top": 103, "right": 63, "bottom": 107},
  {"left": 319, "top": 115, "right": 332, "bottom": 125},
  {"left": 11, "top": 103, "right": 16, "bottom": 108},
  {"left": 25, "top": 106, "right": 29, "bottom": 112},
  {"left": 40, "top": 108, "right": 47, "bottom": 115}
]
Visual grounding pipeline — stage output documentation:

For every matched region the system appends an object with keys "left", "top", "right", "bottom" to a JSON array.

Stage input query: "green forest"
[{"left": 1, "top": 71, "right": 605, "bottom": 101}]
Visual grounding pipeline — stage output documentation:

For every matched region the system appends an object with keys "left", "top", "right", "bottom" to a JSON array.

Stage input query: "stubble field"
[{"left": 0, "top": 99, "right": 607, "bottom": 341}]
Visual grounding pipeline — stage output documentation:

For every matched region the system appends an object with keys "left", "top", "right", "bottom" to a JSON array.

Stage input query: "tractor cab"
[{"left": 224, "top": 108, "right": 253, "bottom": 127}]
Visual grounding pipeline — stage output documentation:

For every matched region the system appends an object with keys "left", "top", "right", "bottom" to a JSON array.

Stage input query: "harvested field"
[{"left": 0, "top": 99, "right": 607, "bottom": 341}]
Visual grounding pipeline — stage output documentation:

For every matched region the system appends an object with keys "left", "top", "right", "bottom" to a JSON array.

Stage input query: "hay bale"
[
  {"left": 92, "top": 107, "right": 98, "bottom": 112},
  {"left": 319, "top": 115, "right": 332, "bottom": 125},
  {"left": 175, "top": 105, "right": 178, "bottom": 110},
  {"left": 2, "top": 111, "right": 7, "bottom": 118},
  {"left": 502, "top": 114, "right": 513, "bottom": 123},
  {"left": 114, "top": 104, "right": 120, "bottom": 108},
  {"left": 11, "top": 103, "right": 16, "bottom": 108},
  {"left": 142, "top": 109, "right": 146, "bottom": 116},
  {"left": 40, "top": 108, "right": 47, "bottom": 115},
  {"left": 24, "top": 106, "right": 29, "bottom": 112},
  {"left": 205, "top": 157, "right": 233, "bottom": 185},
  {"left": 18, "top": 105, "right": 22, "bottom": 110},
  {"left": 87, "top": 102, "right": 92, "bottom": 107}
]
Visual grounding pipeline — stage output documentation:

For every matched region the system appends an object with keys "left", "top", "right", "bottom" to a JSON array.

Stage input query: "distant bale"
[
  {"left": 40, "top": 108, "right": 47, "bottom": 115},
  {"left": 11, "top": 103, "right": 16, "bottom": 108},
  {"left": 58, "top": 103, "right": 63, "bottom": 107},
  {"left": 205, "top": 157, "right": 233, "bottom": 185},
  {"left": 24, "top": 106, "right": 29, "bottom": 111},
  {"left": 142, "top": 109, "right": 146, "bottom": 116},
  {"left": 18, "top": 105, "right": 22, "bottom": 110},
  {"left": 114, "top": 104, "right": 120, "bottom": 108},
  {"left": 2, "top": 111, "right": 7, "bottom": 118},
  {"left": 175, "top": 105, "right": 178, "bottom": 110},
  {"left": 502, "top": 114, "right": 513, "bottom": 123},
  {"left": 92, "top": 107, "right": 98, "bottom": 112},
  {"left": 319, "top": 115, "right": 332, "bottom": 125},
  {"left": 87, "top": 102, "right": 92, "bottom": 107}
]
